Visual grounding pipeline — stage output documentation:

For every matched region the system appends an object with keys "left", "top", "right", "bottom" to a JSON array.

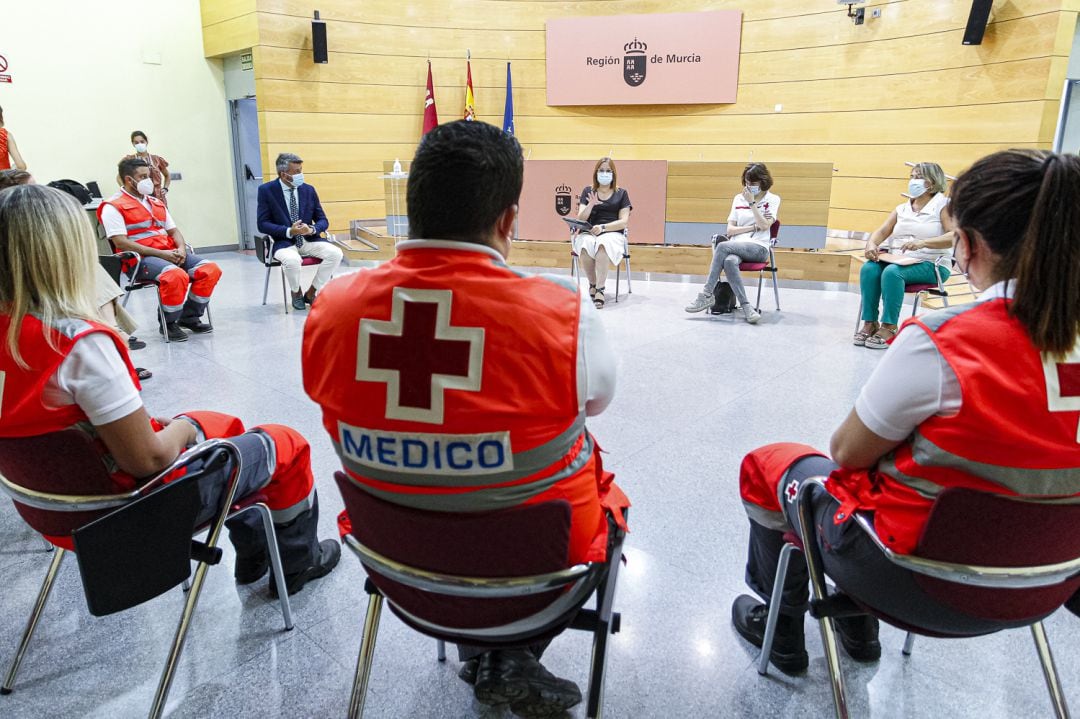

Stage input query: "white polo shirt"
[{"left": 727, "top": 191, "right": 780, "bottom": 248}]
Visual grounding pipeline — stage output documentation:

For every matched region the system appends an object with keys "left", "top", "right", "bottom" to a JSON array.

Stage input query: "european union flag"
[{"left": 502, "top": 62, "right": 515, "bottom": 135}]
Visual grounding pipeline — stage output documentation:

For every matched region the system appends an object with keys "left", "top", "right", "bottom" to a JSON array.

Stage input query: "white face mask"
[
  {"left": 908, "top": 178, "right": 928, "bottom": 198},
  {"left": 135, "top": 178, "right": 155, "bottom": 197},
  {"left": 133, "top": 143, "right": 148, "bottom": 153},
  {"left": 289, "top": 172, "right": 305, "bottom": 188},
  {"left": 747, "top": 185, "right": 761, "bottom": 196},
  {"left": 596, "top": 171, "right": 613, "bottom": 187}
]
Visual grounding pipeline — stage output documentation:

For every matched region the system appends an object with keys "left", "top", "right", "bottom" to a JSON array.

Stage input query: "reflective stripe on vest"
[{"left": 873, "top": 298, "right": 1080, "bottom": 505}]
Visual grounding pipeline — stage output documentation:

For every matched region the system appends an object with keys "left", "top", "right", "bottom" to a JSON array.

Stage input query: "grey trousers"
[{"left": 704, "top": 239, "right": 768, "bottom": 305}]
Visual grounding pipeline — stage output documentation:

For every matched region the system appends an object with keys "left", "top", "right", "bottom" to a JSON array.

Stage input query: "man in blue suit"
[{"left": 257, "top": 152, "right": 344, "bottom": 310}]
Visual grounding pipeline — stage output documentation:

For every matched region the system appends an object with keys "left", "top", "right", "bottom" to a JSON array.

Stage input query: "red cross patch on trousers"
[{"left": 357, "top": 288, "right": 485, "bottom": 424}]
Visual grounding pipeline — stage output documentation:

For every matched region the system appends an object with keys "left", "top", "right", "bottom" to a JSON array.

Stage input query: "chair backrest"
[
  {"left": 913, "top": 488, "right": 1080, "bottom": 621},
  {"left": 0, "top": 430, "right": 122, "bottom": 537},
  {"left": 769, "top": 219, "right": 781, "bottom": 243},
  {"left": 254, "top": 234, "right": 271, "bottom": 264},
  {"left": 335, "top": 472, "right": 574, "bottom": 630},
  {"left": 98, "top": 255, "right": 124, "bottom": 285}
]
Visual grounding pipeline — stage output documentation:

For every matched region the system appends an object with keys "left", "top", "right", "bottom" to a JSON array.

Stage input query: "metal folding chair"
[
  {"left": 570, "top": 228, "right": 632, "bottom": 303},
  {"left": 0, "top": 437, "right": 294, "bottom": 718},
  {"left": 758, "top": 477, "right": 1080, "bottom": 719},
  {"left": 336, "top": 473, "right": 626, "bottom": 719},
  {"left": 737, "top": 220, "right": 782, "bottom": 312},
  {"left": 254, "top": 234, "right": 329, "bottom": 314},
  {"left": 111, "top": 246, "right": 213, "bottom": 343},
  {"left": 853, "top": 254, "right": 960, "bottom": 332}
]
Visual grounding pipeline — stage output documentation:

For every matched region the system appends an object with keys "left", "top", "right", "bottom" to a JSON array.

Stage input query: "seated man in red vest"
[
  {"left": 99, "top": 158, "right": 221, "bottom": 342},
  {"left": 303, "top": 120, "right": 629, "bottom": 718}
]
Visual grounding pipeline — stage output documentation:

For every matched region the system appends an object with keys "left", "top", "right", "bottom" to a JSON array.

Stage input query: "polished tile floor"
[{"left": 1, "top": 252, "right": 1076, "bottom": 718}]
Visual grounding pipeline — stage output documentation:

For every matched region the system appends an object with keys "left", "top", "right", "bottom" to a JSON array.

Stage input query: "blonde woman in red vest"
[
  {"left": 731, "top": 149, "right": 1080, "bottom": 674},
  {"left": 304, "top": 121, "right": 630, "bottom": 718},
  {"left": 0, "top": 184, "right": 340, "bottom": 596},
  {"left": 0, "top": 105, "right": 27, "bottom": 171}
]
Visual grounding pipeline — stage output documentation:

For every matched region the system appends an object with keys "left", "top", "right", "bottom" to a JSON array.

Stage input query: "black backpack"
[
  {"left": 709, "top": 282, "right": 737, "bottom": 314},
  {"left": 47, "top": 179, "right": 93, "bottom": 205}
]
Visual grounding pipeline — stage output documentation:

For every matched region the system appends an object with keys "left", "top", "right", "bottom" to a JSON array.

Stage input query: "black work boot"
[
  {"left": 267, "top": 492, "right": 341, "bottom": 597},
  {"left": 474, "top": 649, "right": 582, "bottom": 717},
  {"left": 732, "top": 594, "right": 809, "bottom": 675},
  {"left": 835, "top": 614, "right": 881, "bottom": 662},
  {"left": 158, "top": 320, "right": 188, "bottom": 342}
]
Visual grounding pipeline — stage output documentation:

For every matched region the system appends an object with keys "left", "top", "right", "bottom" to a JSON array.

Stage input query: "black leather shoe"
[
  {"left": 303, "top": 288, "right": 317, "bottom": 305},
  {"left": 835, "top": 614, "right": 881, "bottom": 662},
  {"left": 178, "top": 318, "right": 213, "bottom": 334},
  {"left": 291, "top": 291, "right": 307, "bottom": 311},
  {"left": 128, "top": 336, "right": 147, "bottom": 350},
  {"left": 159, "top": 322, "right": 188, "bottom": 342},
  {"left": 234, "top": 552, "right": 269, "bottom": 585},
  {"left": 458, "top": 658, "right": 480, "bottom": 685},
  {"left": 474, "top": 649, "right": 582, "bottom": 717},
  {"left": 731, "top": 594, "right": 808, "bottom": 675},
  {"left": 269, "top": 539, "right": 341, "bottom": 597}
]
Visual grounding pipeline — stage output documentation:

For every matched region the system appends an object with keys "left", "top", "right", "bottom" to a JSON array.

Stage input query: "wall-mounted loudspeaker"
[
  {"left": 312, "top": 10, "right": 328, "bottom": 64},
  {"left": 962, "top": 0, "right": 993, "bottom": 45}
]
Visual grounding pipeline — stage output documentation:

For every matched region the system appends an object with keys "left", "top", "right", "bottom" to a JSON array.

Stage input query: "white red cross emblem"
[
  {"left": 784, "top": 479, "right": 800, "bottom": 504},
  {"left": 1044, "top": 349, "right": 1080, "bottom": 443},
  {"left": 357, "top": 288, "right": 484, "bottom": 424}
]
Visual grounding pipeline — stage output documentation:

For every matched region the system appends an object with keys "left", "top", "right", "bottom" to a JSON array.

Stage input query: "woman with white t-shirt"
[
  {"left": 855, "top": 162, "right": 955, "bottom": 349},
  {"left": 685, "top": 163, "right": 780, "bottom": 324},
  {"left": 0, "top": 184, "right": 340, "bottom": 596}
]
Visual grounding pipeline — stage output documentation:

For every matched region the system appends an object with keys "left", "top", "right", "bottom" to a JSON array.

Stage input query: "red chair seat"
[
  {"left": 905, "top": 283, "right": 935, "bottom": 292},
  {"left": 300, "top": 257, "right": 323, "bottom": 266},
  {"left": 739, "top": 262, "right": 768, "bottom": 271}
]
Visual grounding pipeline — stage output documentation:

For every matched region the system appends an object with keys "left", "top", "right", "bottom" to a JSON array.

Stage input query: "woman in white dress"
[{"left": 574, "top": 157, "right": 631, "bottom": 309}]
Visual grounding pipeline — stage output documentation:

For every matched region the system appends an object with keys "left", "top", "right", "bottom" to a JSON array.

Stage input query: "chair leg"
[
  {"left": 159, "top": 302, "right": 170, "bottom": 345},
  {"left": 758, "top": 543, "right": 798, "bottom": 675},
  {"left": 348, "top": 593, "right": 385, "bottom": 719},
  {"left": 262, "top": 266, "right": 272, "bottom": 306},
  {"left": 771, "top": 268, "right": 781, "bottom": 311},
  {"left": 252, "top": 503, "right": 294, "bottom": 630},
  {"left": 280, "top": 267, "right": 289, "bottom": 315},
  {"left": 911, "top": 291, "right": 923, "bottom": 318},
  {"left": 1031, "top": 621, "right": 1071, "bottom": 719},
  {"left": 1, "top": 547, "right": 66, "bottom": 695},
  {"left": 436, "top": 640, "right": 447, "bottom": 662},
  {"left": 40, "top": 535, "right": 54, "bottom": 552},
  {"left": 614, "top": 260, "right": 621, "bottom": 303},
  {"left": 901, "top": 632, "right": 916, "bottom": 656},
  {"left": 624, "top": 256, "right": 632, "bottom": 294},
  {"left": 585, "top": 530, "right": 625, "bottom": 719},
  {"left": 205, "top": 305, "right": 213, "bottom": 330},
  {"left": 795, "top": 488, "right": 850, "bottom": 719},
  {"left": 854, "top": 298, "right": 864, "bottom": 334},
  {"left": 755, "top": 271, "right": 765, "bottom": 313}
]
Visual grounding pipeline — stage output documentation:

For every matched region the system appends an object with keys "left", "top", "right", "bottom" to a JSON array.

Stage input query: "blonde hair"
[
  {"left": 0, "top": 185, "right": 101, "bottom": 368},
  {"left": 913, "top": 162, "right": 948, "bottom": 195}
]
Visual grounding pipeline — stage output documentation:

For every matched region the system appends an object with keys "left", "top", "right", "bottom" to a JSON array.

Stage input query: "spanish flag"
[{"left": 464, "top": 53, "right": 476, "bottom": 121}]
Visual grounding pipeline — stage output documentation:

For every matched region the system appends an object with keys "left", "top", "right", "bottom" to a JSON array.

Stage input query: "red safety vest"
[
  {"left": 0, "top": 128, "right": 10, "bottom": 171},
  {"left": 304, "top": 241, "right": 625, "bottom": 563},
  {"left": 98, "top": 191, "right": 175, "bottom": 251},
  {"left": 828, "top": 299, "right": 1080, "bottom": 553}
]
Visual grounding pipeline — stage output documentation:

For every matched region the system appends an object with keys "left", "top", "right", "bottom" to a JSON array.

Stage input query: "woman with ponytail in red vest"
[
  {"left": 733, "top": 149, "right": 1080, "bottom": 675},
  {"left": 0, "top": 184, "right": 339, "bottom": 597}
]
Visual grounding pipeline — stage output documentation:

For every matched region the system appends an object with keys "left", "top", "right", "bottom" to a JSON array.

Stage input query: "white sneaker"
[
  {"left": 742, "top": 304, "right": 761, "bottom": 324},
  {"left": 685, "top": 291, "right": 714, "bottom": 313}
]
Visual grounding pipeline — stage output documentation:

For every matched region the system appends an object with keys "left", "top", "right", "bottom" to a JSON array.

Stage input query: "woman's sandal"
[
  {"left": 136, "top": 367, "right": 153, "bottom": 380},
  {"left": 865, "top": 325, "right": 897, "bottom": 350},
  {"left": 588, "top": 284, "right": 597, "bottom": 300},
  {"left": 593, "top": 288, "right": 606, "bottom": 309},
  {"left": 853, "top": 322, "right": 879, "bottom": 347}
]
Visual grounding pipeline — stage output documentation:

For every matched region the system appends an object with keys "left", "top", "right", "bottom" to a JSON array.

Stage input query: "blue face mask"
[
  {"left": 289, "top": 172, "right": 305, "bottom": 188},
  {"left": 908, "top": 178, "right": 927, "bottom": 198},
  {"left": 596, "top": 171, "right": 613, "bottom": 187}
]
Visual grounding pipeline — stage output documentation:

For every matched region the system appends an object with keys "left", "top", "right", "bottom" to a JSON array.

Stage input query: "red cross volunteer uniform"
[
  {"left": 0, "top": 313, "right": 322, "bottom": 571},
  {"left": 99, "top": 189, "right": 221, "bottom": 324},
  {"left": 303, "top": 239, "right": 629, "bottom": 565}
]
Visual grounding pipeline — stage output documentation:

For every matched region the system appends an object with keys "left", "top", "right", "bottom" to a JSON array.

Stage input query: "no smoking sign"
[{"left": 0, "top": 55, "right": 11, "bottom": 83}]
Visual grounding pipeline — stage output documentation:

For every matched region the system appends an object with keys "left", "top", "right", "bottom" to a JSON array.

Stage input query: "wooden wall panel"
[
  {"left": 234, "top": 0, "right": 1069, "bottom": 234},
  {"left": 202, "top": 13, "right": 258, "bottom": 58}
]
